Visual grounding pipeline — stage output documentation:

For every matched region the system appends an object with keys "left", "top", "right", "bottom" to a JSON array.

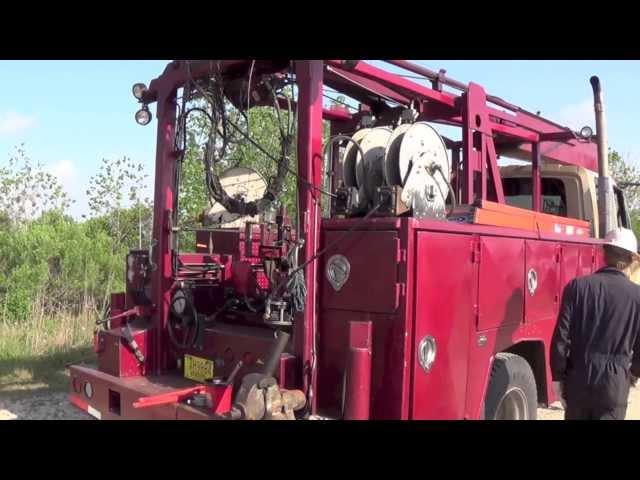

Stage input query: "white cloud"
[
  {"left": 554, "top": 99, "right": 594, "bottom": 131},
  {"left": 45, "top": 159, "right": 88, "bottom": 218},
  {"left": 46, "top": 159, "right": 82, "bottom": 215},
  {"left": 0, "top": 111, "right": 36, "bottom": 136},
  {"left": 47, "top": 159, "right": 76, "bottom": 185}
]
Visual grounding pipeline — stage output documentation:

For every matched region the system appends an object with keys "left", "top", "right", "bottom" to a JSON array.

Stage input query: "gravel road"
[
  {"left": 0, "top": 391, "right": 89, "bottom": 420},
  {"left": 1, "top": 384, "right": 639, "bottom": 420}
]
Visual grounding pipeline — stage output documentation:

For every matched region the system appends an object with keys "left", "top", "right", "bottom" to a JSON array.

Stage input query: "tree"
[
  {"left": 609, "top": 149, "right": 640, "bottom": 238},
  {"left": 0, "top": 145, "right": 73, "bottom": 224},
  {"left": 177, "top": 96, "right": 300, "bottom": 229},
  {"left": 610, "top": 150, "right": 640, "bottom": 210},
  {"left": 177, "top": 127, "right": 209, "bottom": 225},
  {"left": 0, "top": 146, "right": 127, "bottom": 321},
  {"left": 86, "top": 157, "right": 153, "bottom": 252}
]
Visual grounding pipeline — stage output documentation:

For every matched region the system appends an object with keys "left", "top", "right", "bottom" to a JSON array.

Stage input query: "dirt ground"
[
  {"left": 1, "top": 385, "right": 640, "bottom": 420},
  {"left": 0, "top": 391, "right": 88, "bottom": 420}
]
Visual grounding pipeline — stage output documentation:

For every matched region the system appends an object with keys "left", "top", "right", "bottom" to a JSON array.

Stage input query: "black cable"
[
  {"left": 167, "top": 293, "right": 199, "bottom": 349},
  {"left": 424, "top": 163, "right": 457, "bottom": 215},
  {"left": 268, "top": 203, "right": 382, "bottom": 300},
  {"left": 224, "top": 115, "right": 336, "bottom": 199},
  {"left": 268, "top": 79, "right": 287, "bottom": 140},
  {"left": 285, "top": 244, "right": 307, "bottom": 313},
  {"left": 322, "top": 134, "right": 366, "bottom": 200},
  {"left": 183, "top": 62, "right": 336, "bottom": 213},
  {"left": 185, "top": 61, "right": 294, "bottom": 215},
  {"left": 298, "top": 202, "right": 381, "bottom": 273},
  {"left": 435, "top": 164, "right": 457, "bottom": 213},
  {"left": 247, "top": 60, "right": 256, "bottom": 118}
]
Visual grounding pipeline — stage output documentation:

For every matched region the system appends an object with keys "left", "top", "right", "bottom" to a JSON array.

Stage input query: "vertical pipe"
[
  {"left": 343, "top": 321, "right": 373, "bottom": 420},
  {"left": 532, "top": 142, "right": 541, "bottom": 212},
  {"left": 462, "top": 127, "right": 475, "bottom": 204},
  {"left": 294, "top": 61, "right": 324, "bottom": 413},
  {"left": 590, "top": 76, "right": 612, "bottom": 238},
  {"left": 452, "top": 147, "right": 461, "bottom": 205},
  {"left": 150, "top": 86, "right": 177, "bottom": 374},
  {"left": 480, "top": 134, "right": 487, "bottom": 201},
  {"left": 461, "top": 88, "right": 478, "bottom": 205},
  {"left": 261, "top": 331, "right": 291, "bottom": 378},
  {"left": 329, "top": 121, "right": 342, "bottom": 191}
]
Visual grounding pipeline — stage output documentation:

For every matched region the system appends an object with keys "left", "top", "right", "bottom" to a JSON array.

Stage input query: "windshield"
[{"left": 502, "top": 177, "right": 567, "bottom": 217}]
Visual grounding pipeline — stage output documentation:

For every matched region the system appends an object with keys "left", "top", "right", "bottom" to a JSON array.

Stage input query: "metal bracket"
[{"left": 373, "top": 185, "right": 409, "bottom": 217}]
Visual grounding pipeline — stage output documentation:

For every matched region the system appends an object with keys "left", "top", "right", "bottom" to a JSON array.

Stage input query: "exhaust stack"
[{"left": 590, "top": 76, "right": 615, "bottom": 238}]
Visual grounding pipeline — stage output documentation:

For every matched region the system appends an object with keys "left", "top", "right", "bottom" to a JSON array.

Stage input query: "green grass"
[{"left": 0, "top": 301, "right": 96, "bottom": 393}]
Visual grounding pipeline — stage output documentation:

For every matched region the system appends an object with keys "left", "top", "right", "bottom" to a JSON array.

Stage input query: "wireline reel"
[
  {"left": 342, "top": 128, "right": 371, "bottom": 188},
  {"left": 395, "top": 122, "right": 450, "bottom": 219},
  {"left": 355, "top": 127, "right": 393, "bottom": 202}
]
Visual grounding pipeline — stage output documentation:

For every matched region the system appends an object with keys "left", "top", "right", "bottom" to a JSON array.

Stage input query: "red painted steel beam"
[
  {"left": 142, "top": 60, "right": 250, "bottom": 104},
  {"left": 324, "top": 65, "right": 411, "bottom": 106},
  {"left": 294, "top": 61, "right": 324, "bottom": 413},
  {"left": 323, "top": 106, "right": 352, "bottom": 122},
  {"left": 492, "top": 122, "right": 539, "bottom": 142},
  {"left": 382, "top": 60, "right": 599, "bottom": 175},
  {"left": 385, "top": 60, "right": 575, "bottom": 134},
  {"left": 532, "top": 142, "right": 542, "bottom": 212},
  {"left": 518, "top": 141, "right": 597, "bottom": 172},
  {"left": 539, "top": 131, "right": 579, "bottom": 142},
  {"left": 150, "top": 84, "right": 178, "bottom": 374},
  {"left": 485, "top": 136, "right": 505, "bottom": 204},
  {"left": 276, "top": 96, "right": 353, "bottom": 122},
  {"left": 141, "top": 60, "right": 596, "bottom": 171},
  {"left": 327, "top": 60, "right": 457, "bottom": 108},
  {"left": 386, "top": 60, "right": 468, "bottom": 90}
]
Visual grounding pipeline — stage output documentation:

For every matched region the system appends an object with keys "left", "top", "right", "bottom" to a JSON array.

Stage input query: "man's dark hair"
[{"left": 603, "top": 244, "right": 635, "bottom": 270}]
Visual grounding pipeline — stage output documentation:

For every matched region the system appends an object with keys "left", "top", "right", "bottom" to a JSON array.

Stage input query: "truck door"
[
  {"left": 560, "top": 244, "right": 580, "bottom": 289},
  {"left": 524, "top": 241, "right": 560, "bottom": 323},
  {"left": 578, "top": 245, "right": 596, "bottom": 276},
  {"left": 477, "top": 237, "right": 525, "bottom": 331},
  {"left": 412, "top": 231, "right": 474, "bottom": 419}
]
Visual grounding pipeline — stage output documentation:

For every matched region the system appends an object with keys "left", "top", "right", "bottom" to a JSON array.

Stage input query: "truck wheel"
[{"left": 484, "top": 353, "right": 537, "bottom": 420}]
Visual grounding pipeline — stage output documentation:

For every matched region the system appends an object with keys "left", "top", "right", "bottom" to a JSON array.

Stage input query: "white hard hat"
[{"left": 604, "top": 228, "right": 639, "bottom": 257}]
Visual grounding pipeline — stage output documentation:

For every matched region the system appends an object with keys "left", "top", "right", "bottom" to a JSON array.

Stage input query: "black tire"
[{"left": 484, "top": 352, "right": 537, "bottom": 420}]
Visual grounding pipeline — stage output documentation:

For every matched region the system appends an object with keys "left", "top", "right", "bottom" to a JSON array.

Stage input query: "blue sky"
[{"left": 0, "top": 60, "right": 639, "bottom": 218}]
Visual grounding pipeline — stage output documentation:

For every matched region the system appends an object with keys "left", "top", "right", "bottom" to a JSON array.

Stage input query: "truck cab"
[{"left": 500, "top": 162, "right": 633, "bottom": 238}]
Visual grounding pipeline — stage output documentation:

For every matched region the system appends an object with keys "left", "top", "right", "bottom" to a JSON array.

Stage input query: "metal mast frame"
[{"left": 137, "top": 59, "right": 597, "bottom": 412}]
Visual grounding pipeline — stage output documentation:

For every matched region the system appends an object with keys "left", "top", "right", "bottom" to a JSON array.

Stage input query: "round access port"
[{"left": 84, "top": 381, "right": 94, "bottom": 399}]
